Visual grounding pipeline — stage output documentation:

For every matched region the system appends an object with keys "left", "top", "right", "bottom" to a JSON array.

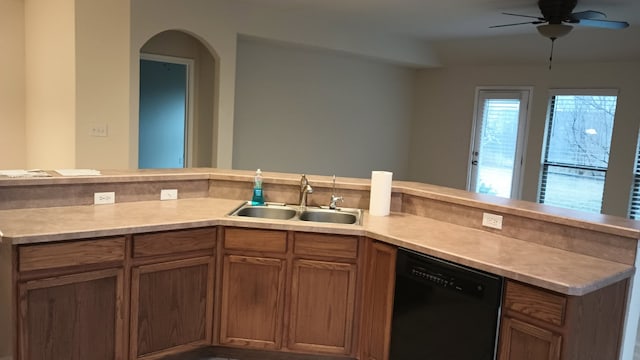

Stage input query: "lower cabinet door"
[
  {"left": 287, "top": 259, "right": 357, "bottom": 355},
  {"left": 498, "top": 317, "right": 562, "bottom": 360},
  {"left": 130, "top": 257, "right": 214, "bottom": 359},
  {"left": 360, "top": 241, "right": 397, "bottom": 360},
  {"left": 219, "top": 254, "right": 286, "bottom": 349},
  {"left": 18, "top": 268, "right": 125, "bottom": 360}
]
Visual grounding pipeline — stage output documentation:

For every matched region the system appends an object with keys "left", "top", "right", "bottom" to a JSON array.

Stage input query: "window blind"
[
  {"left": 629, "top": 137, "right": 640, "bottom": 219},
  {"left": 539, "top": 93, "right": 617, "bottom": 213}
]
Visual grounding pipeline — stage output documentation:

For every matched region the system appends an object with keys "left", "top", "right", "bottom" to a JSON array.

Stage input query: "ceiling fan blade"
[
  {"left": 576, "top": 18, "right": 629, "bottom": 29},
  {"left": 489, "top": 20, "right": 546, "bottom": 28},
  {"left": 570, "top": 10, "right": 606, "bottom": 20},
  {"left": 501, "top": 12, "right": 545, "bottom": 20}
]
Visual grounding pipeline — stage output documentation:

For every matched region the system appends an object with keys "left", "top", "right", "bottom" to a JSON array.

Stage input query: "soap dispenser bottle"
[{"left": 251, "top": 169, "right": 265, "bottom": 205}]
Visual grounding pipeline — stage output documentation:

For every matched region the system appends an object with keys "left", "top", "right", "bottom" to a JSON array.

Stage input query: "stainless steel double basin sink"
[{"left": 228, "top": 202, "right": 362, "bottom": 225}]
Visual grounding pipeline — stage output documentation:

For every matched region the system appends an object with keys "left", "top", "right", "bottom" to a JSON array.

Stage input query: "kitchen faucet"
[
  {"left": 299, "top": 174, "right": 313, "bottom": 208},
  {"left": 329, "top": 175, "right": 343, "bottom": 210}
]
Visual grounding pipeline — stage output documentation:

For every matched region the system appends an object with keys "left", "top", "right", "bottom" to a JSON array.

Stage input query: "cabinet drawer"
[
  {"left": 294, "top": 232, "right": 358, "bottom": 259},
  {"left": 19, "top": 237, "right": 126, "bottom": 272},
  {"left": 504, "top": 281, "right": 566, "bottom": 327},
  {"left": 133, "top": 227, "right": 216, "bottom": 258},
  {"left": 224, "top": 228, "right": 287, "bottom": 253}
]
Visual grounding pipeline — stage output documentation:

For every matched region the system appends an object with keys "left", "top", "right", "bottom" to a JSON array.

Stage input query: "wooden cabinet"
[
  {"left": 15, "top": 228, "right": 217, "bottom": 360},
  {"left": 498, "top": 279, "right": 628, "bottom": 360},
  {"left": 18, "top": 237, "right": 125, "bottom": 272},
  {"left": 288, "top": 259, "right": 357, "bottom": 354},
  {"left": 218, "top": 228, "right": 362, "bottom": 357},
  {"left": 16, "top": 237, "right": 126, "bottom": 360},
  {"left": 130, "top": 257, "right": 214, "bottom": 359},
  {"left": 359, "top": 240, "right": 397, "bottom": 360},
  {"left": 219, "top": 228, "right": 287, "bottom": 349},
  {"left": 130, "top": 227, "right": 216, "bottom": 360},
  {"left": 498, "top": 281, "right": 565, "bottom": 360},
  {"left": 18, "top": 269, "right": 124, "bottom": 360},
  {"left": 219, "top": 254, "right": 286, "bottom": 349},
  {"left": 499, "top": 317, "right": 561, "bottom": 360},
  {"left": 287, "top": 232, "right": 360, "bottom": 356},
  {"left": 12, "top": 223, "right": 630, "bottom": 360}
]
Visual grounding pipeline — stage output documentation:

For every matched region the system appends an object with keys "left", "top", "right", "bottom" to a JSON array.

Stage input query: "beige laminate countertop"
[{"left": 0, "top": 197, "right": 633, "bottom": 296}]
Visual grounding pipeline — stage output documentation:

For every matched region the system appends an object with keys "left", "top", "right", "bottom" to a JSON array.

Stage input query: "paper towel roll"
[{"left": 369, "top": 171, "right": 393, "bottom": 216}]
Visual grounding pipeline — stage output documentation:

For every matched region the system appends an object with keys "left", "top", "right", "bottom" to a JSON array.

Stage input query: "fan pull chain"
[{"left": 548, "top": 38, "right": 556, "bottom": 70}]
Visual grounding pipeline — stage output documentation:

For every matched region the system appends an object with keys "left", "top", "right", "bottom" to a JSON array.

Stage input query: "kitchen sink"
[
  {"left": 228, "top": 202, "right": 362, "bottom": 225},
  {"left": 299, "top": 208, "right": 359, "bottom": 224},
  {"left": 235, "top": 205, "right": 297, "bottom": 220}
]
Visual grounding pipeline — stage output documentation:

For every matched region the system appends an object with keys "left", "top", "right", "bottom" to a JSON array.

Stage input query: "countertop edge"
[
  {"left": 0, "top": 199, "right": 634, "bottom": 296},
  {"left": 366, "top": 229, "right": 635, "bottom": 296}
]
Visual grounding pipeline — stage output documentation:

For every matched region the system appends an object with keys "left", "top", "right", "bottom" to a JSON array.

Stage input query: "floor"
[
  {"left": 160, "top": 347, "right": 355, "bottom": 360},
  {"left": 163, "top": 340, "right": 640, "bottom": 360},
  {"left": 154, "top": 322, "right": 640, "bottom": 360}
]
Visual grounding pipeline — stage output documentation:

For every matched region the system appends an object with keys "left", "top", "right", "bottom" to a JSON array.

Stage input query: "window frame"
[
  {"left": 467, "top": 86, "right": 532, "bottom": 199},
  {"left": 628, "top": 132, "right": 640, "bottom": 219},
  {"left": 538, "top": 88, "right": 619, "bottom": 213}
]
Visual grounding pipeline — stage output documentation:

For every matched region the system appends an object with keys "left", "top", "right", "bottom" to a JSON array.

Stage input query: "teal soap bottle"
[{"left": 251, "top": 169, "right": 265, "bottom": 205}]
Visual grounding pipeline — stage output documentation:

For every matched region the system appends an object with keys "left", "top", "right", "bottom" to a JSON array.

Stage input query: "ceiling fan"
[
  {"left": 491, "top": 0, "right": 629, "bottom": 35},
  {"left": 491, "top": 0, "right": 630, "bottom": 67}
]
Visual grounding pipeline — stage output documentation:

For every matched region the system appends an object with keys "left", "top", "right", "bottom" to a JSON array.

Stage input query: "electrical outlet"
[
  {"left": 160, "top": 189, "right": 178, "bottom": 201},
  {"left": 90, "top": 123, "right": 108, "bottom": 137},
  {"left": 94, "top": 192, "right": 115, "bottom": 205},
  {"left": 482, "top": 213, "right": 503, "bottom": 230}
]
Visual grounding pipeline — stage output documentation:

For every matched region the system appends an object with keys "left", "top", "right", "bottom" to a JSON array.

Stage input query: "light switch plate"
[
  {"left": 161, "top": 189, "right": 178, "bottom": 201},
  {"left": 90, "top": 123, "right": 108, "bottom": 137},
  {"left": 482, "top": 213, "right": 503, "bottom": 230}
]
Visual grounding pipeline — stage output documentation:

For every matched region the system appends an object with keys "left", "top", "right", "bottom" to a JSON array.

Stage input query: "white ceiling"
[{"left": 232, "top": 0, "right": 640, "bottom": 66}]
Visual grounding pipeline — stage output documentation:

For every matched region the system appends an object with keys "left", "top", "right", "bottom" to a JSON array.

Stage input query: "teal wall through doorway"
[{"left": 139, "top": 59, "right": 187, "bottom": 169}]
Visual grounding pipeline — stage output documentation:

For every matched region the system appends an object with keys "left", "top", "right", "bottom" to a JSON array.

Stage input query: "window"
[
  {"left": 468, "top": 88, "right": 530, "bottom": 199},
  {"left": 538, "top": 90, "right": 618, "bottom": 213},
  {"left": 628, "top": 135, "right": 640, "bottom": 219}
]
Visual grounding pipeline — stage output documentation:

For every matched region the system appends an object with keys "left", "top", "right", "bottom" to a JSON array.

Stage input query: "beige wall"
[
  {"left": 233, "top": 37, "right": 415, "bottom": 179},
  {"left": 4, "top": 0, "right": 130, "bottom": 170},
  {"left": 75, "top": 0, "right": 130, "bottom": 169},
  {"left": 24, "top": 0, "right": 76, "bottom": 169},
  {"left": 197, "top": 44, "right": 216, "bottom": 167},
  {"left": 409, "top": 62, "right": 640, "bottom": 217},
  {"left": 0, "top": 0, "right": 26, "bottom": 169}
]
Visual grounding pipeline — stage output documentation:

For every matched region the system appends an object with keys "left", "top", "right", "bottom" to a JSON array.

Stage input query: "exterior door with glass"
[{"left": 468, "top": 89, "right": 530, "bottom": 199}]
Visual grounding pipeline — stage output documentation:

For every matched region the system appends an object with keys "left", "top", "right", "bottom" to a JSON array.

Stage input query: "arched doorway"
[{"left": 139, "top": 30, "right": 217, "bottom": 168}]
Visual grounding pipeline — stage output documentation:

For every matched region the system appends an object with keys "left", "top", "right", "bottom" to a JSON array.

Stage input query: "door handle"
[{"left": 472, "top": 160, "right": 478, "bottom": 166}]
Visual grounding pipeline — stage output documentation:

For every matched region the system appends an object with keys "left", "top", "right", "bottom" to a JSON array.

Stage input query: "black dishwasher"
[{"left": 389, "top": 248, "right": 503, "bottom": 360}]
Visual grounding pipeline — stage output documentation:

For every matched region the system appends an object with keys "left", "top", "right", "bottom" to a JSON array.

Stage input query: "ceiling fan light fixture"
[{"left": 536, "top": 24, "right": 573, "bottom": 39}]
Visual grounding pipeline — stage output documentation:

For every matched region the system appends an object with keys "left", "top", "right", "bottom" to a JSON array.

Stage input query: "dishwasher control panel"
[{"left": 406, "top": 260, "right": 486, "bottom": 298}]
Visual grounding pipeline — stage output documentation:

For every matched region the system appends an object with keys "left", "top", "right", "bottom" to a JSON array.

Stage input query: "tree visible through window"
[
  {"left": 539, "top": 91, "right": 618, "bottom": 213},
  {"left": 628, "top": 135, "right": 640, "bottom": 220}
]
